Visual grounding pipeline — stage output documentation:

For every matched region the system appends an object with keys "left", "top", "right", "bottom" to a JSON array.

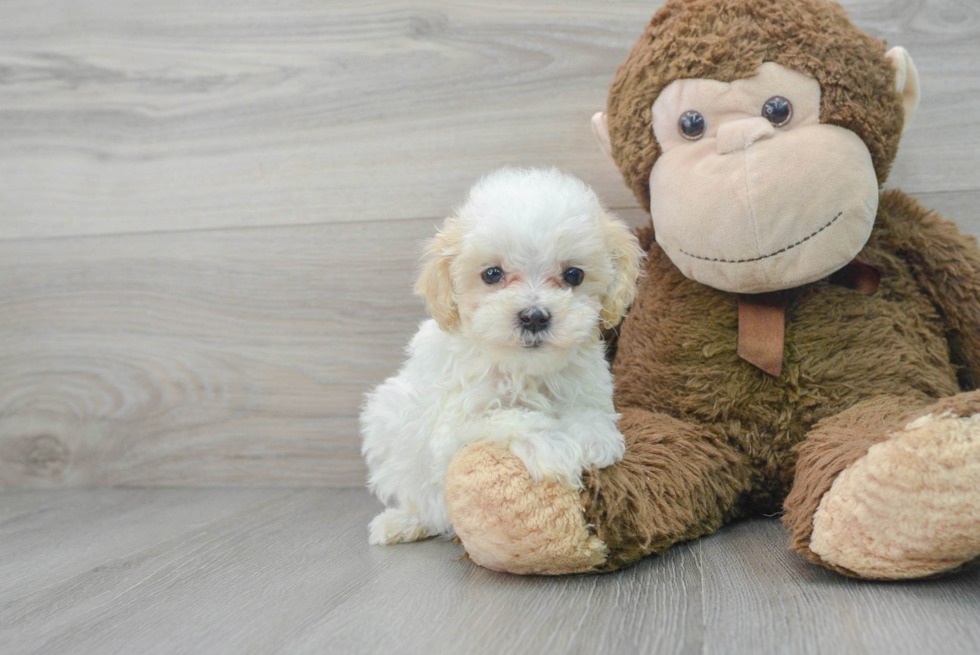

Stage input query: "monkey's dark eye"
[
  {"left": 762, "top": 96, "right": 793, "bottom": 127},
  {"left": 678, "top": 110, "right": 706, "bottom": 140},
  {"left": 562, "top": 267, "right": 585, "bottom": 287},
  {"left": 481, "top": 267, "right": 504, "bottom": 284}
]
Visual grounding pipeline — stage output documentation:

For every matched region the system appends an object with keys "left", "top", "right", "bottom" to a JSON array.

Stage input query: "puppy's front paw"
[
  {"left": 368, "top": 508, "right": 431, "bottom": 545},
  {"left": 583, "top": 434, "right": 626, "bottom": 469},
  {"left": 508, "top": 434, "right": 585, "bottom": 489}
]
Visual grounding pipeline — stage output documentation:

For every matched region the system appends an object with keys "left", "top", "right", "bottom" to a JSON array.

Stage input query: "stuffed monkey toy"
[{"left": 442, "top": 0, "right": 980, "bottom": 579}]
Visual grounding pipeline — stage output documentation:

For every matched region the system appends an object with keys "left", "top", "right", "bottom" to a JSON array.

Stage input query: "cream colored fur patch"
[
  {"left": 445, "top": 441, "right": 608, "bottom": 575},
  {"left": 810, "top": 413, "right": 980, "bottom": 579}
]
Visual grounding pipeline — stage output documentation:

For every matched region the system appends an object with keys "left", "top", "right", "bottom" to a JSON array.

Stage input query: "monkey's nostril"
[{"left": 518, "top": 309, "right": 551, "bottom": 333}]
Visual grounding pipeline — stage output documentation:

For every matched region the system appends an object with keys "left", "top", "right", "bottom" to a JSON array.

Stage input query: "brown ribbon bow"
[{"left": 737, "top": 259, "right": 881, "bottom": 377}]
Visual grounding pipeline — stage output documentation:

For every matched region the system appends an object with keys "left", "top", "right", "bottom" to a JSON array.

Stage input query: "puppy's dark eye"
[
  {"left": 563, "top": 267, "right": 584, "bottom": 287},
  {"left": 481, "top": 267, "right": 504, "bottom": 284},
  {"left": 678, "top": 110, "right": 706, "bottom": 140},
  {"left": 762, "top": 96, "right": 792, "bottom": 127}
]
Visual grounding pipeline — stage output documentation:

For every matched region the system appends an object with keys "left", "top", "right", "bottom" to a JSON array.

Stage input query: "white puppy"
[{"left": 360, "top": 168, "right": 643, "bottom": 545}]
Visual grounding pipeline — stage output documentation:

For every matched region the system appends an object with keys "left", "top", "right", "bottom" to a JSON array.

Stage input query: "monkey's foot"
[
  {"left": 444, "top": 441, "right": 607, "bottom": 575},
  {"left": 810, "top": 411, "right": 980, "bottom": 579}
]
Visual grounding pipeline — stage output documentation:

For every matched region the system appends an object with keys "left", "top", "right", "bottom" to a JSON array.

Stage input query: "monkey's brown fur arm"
[
  {"left": 581, "top": 407, "right": 753, "bottom": 572},
  {"left": 880, "top": 190, "right": 980, "bottom": 390}
]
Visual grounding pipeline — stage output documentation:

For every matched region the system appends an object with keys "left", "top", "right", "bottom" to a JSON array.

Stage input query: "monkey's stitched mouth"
[{"left": 678, "top": 211, "right": 843, "bottom": 264}]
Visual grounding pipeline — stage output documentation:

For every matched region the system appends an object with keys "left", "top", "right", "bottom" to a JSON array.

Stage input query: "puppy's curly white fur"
[{"left": 361, "top": 168, "right": 643, "bottom": 545}]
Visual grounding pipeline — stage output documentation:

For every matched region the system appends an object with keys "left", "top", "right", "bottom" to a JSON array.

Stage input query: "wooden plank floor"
[{"left": 0, "top": 488, "right": 978, "bottom": 655}]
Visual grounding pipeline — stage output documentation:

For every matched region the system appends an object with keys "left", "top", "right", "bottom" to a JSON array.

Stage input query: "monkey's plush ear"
[
  {"left": 599, "top": 210, "right": 644, "bottom": 329},
  {"left": 591, "top": 112, "right": 614, "bottom": 160},
  {"left": 885, "top": 46, "right": 920, "bottom": 133},
  {"left": 414, "top": 220, "right": 463, "bottom": 331}
]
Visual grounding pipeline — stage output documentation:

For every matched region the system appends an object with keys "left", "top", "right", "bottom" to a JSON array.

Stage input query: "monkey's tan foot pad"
[
  {"left": 444, "top": 441, "right": 607, "bottom": 575},
  {"left": 810, "top": 411, "right": 980, "bottom": 579}
]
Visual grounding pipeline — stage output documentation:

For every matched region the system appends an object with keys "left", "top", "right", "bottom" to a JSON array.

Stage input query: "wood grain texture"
[
  {"left": 0, "top": 0, "right": 979, "bottom": 487},
  {"left": 0, "top": 0, "right": 977, "bottom": 240},
  {"left": 0, "top": 0, "right": 649, "bottom": 240},
  {"left": 0, "top": 218, "right": 440, "bottom": 486},
  {"left": 1, "top": 192, "right": 976, "bottom": 487},
  {"left": 1, "top": 488, "right": 978, "bottom": 655},
  {"left": 699, "top": 519, "right": 980, "bottom": 655}
]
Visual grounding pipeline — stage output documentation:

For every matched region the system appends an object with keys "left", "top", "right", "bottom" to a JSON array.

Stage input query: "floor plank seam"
[{"left": 2, "top": 186, "right": 976, "bottom": 244}]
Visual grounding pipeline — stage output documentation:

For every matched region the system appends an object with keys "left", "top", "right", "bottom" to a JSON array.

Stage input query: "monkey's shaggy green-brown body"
[
  {"left": 583, "top": 190, "right": 980, "bottom": 572},
  {"left": 443, "top": 0, "right": 980, "bottom": 579}
]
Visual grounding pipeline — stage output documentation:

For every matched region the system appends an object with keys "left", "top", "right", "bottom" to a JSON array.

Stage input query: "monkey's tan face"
[{"left": 648, "top": 63, "right": 880, "bottom": 294}]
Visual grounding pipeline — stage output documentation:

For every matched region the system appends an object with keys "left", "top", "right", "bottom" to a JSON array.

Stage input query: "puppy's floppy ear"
[
  {"left": 598, "top": 209, "right": 644, "bottom": 329},
  {"left": 415, "top": 218, "right": 465, "bottom": 331}
]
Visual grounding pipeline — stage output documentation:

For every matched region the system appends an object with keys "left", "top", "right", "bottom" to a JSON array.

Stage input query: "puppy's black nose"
[{"left": 518, "top": 309, "right": 550, "bottom": 333}]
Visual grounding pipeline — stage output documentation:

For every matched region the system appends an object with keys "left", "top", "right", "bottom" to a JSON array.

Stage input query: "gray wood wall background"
[{"left": 1, "top": 0, "right": 978, "bottom": 488}]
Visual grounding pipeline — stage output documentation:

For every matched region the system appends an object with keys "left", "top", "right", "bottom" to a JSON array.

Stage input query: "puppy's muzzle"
[{"left": 518, "top": 308, "right": 551, "bottom": 334}]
